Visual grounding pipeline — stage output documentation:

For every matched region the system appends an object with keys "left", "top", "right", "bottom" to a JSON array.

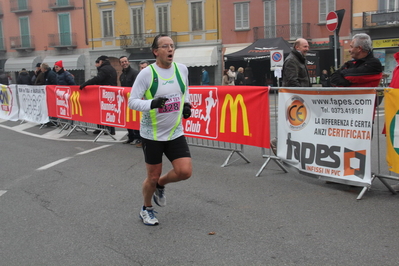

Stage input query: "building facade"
[
  {"left": 0, "top": 0, "right": 88, "bottom": 84},
  {"left": 352, "top": 0, "right": 399, "bottom": 84},
  {"left": 88, "top": 0, "right": 222, "bottom": 86},
  {"left": 220, "top": 0, "right": 352, "bottom": 86}
]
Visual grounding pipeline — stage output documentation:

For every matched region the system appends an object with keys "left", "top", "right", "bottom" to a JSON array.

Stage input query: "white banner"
[
  {"left": 17, "top": 85, "right": 49, "bottom": 124},
  {"left": 0, "top": 84, "right": 19, "bottom": 121},
  {"left": 277, "top": 88, "right": 376, "bottom": 186}
]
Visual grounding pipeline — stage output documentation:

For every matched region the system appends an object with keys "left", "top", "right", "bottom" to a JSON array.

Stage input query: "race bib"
[{"left": 158, "top": 93, "right": 181, "bottom": 113}]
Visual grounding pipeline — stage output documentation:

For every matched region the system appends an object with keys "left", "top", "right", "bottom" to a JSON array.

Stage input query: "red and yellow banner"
[
  {"left": 46, "top": 85, "right": 270, "bottom": 148},
  {"left": 384, "top": 88, "right": 399, "bottom": 174}
]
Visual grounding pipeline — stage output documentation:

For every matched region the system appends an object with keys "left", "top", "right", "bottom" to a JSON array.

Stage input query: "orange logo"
[{"left": 285, "top": 95, "right": 309, "bottom": 130}]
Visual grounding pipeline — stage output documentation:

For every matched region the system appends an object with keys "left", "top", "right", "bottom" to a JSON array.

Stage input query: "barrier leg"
[
  {"left": 256, "top": 154, "right": 289, "bottom": 177},
  {"left": 221, "top": 149, "right": 250, "bottom": 167}
]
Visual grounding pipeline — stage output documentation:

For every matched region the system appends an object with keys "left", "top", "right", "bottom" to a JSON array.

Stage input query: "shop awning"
[
  {"left": 173, "top": 46, "right": 218, "bottom": 67},
  {"left": 4, "top": 56, "right": 42, "bottom": 72},
  {"left": 224, "top": 44, "right": 251, "bottom": 55},
  {"left": 42, "top": 54, "right": 85, "bottom": 70}
]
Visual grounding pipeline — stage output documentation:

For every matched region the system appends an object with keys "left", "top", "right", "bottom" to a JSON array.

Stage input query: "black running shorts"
[{"left": 141, "top": 135, "right": 191, "bottom": 165}]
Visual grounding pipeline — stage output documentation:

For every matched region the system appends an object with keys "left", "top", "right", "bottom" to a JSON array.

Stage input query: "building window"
[
  {"left": 58, "top": 13, "right": 72, "bottom": 46},
  {"left": 290, "top": 0, "right": 302, "bottom": 39},
  {"left": 0, "top": 20, "right": 4, "bottom": 50},
  {"left": 190, "top": 1, "right": 203, "bottom": 31},
  {"left": 387, "top": 0, "right": 399, "bottom": 11},
  {"left": 157, "top": 5, "right": 169, "bottom": 33},
  {"left": 264, "top": 0, "right": 276, "bottom": 38},
  {"left": 19, "top": 17, "right": 30, "bottom": 47},
  {"left": 319, "top": 0, "right": 335, "bottom": 23},
  {"left": 132, "top": 7, "right": 143, "bottom": 35},
  {"left": 102, "top": 10, "right": 114, "bottom": 38},
  {"left": 235, "top": 2, "right": 249, "bottom": 30}
]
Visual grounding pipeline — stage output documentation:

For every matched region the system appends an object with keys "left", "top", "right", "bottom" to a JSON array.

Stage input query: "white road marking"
[
  {"left": 0, "top": 190, "right": 7, "bottom": 197},
  {"left": 36, "top": 145, "right": 111, "bottom": 171}
]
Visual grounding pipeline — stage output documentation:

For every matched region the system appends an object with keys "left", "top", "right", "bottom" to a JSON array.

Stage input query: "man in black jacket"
[
  {"left": 271, "top": 38, "right": 311, "bottom": 155},
  {"left": 282, "top": 38, "right": 311, "bottom": 87},
  {"left": 80, "top": 55, "right": 117, "bottom": 135},
  {"left": 119, "top": 55, "right": 140, "bottom": 144}
]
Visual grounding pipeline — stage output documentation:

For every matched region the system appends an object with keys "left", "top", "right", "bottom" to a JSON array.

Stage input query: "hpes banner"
[
  {"left": 277, "top": 88, "right": 376, "bottom": 186},
  {"left": 384, "top": 88, "right": 399, "bottom": 174},
  {"left": 46, "top": 85, "right": 141, "bottom": 130},
  {"left": 0, "top": 84, "right": 19, "bottom": 121},
  {"left": 182, "top": 86, "right": 270, "bottom": 148}
]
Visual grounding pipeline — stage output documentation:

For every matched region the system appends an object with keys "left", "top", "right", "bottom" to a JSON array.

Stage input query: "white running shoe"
[
  {"left": 139, "top": 207, "right": 159, "bottom": 226},
  {"left": 153, "top": 187, "right": 166, "bottom": 207}
]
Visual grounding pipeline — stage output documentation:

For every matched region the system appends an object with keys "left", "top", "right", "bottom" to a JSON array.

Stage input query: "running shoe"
[
  {"left": 153, "top": 187, "right": 166, "bottom": 207},
  {"left": 139, "top": 207, "right": 159, "bottom": 226}
]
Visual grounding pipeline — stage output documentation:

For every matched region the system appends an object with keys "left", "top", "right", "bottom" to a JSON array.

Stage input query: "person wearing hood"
[
  {"left": 17, "top": 68, "right": 31, "bottom": 85},
  {"left": 54, "top": 60, "right": 75, "bottom": 85},
  {"left": 79, "top": 55, "right": 117, "bottom": 88},
  {"left": 80, "top": 55, "right": 117, "bottom": 135}
]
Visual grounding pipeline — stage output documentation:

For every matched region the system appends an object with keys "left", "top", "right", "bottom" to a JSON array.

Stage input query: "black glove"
[
  {"left": 183, "top": 103, "right": 191, "bottom": 119},
  {"left": 79, "top": 85, "right": 85, "bottom": 90},
  {"left": 151, "top": 97, "right": 169, "bottom": 109}
]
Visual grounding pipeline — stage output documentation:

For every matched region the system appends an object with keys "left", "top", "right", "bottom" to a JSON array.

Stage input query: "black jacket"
[
  {"left": 282, "top": 50, "right": 311, "bottom": 87},
  {"left": 330, "top": 52, "right": 382, "bottom": 87},
  {"left": 82, "top": 60, "right": 117, "bottom": 87},
  {"left": 119, "top": 65, "right": 139, "bottom": 87},
  {"left": 44, "top": 69, "right": 57, "bottom": 85},
  {"left": 17, "top": 71, "right": 31, "bottom": 85}
]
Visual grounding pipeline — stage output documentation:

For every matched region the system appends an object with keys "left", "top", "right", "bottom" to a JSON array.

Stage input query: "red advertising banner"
[{"left": 46, "top": 85, "right": 270, "bottom": 148}]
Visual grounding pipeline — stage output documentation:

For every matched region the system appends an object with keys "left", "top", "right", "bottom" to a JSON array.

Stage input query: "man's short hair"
[
  {"left": 353, "top": 33, "right": 373, "bottom": 52},
  {"left": 139, "top": 60, "right": 149, "bottom": 65},
  {"left": 41, "top": 63, "right": 50, "bottom": 70}
]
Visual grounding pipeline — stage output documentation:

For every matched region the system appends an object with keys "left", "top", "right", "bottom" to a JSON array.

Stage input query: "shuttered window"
[
  {"left": 264, "top": 0, "right": 276, "bottom": 38},
  {"left": 235, "top": 2, "right": 249, "bottom": 30},
  {"left": 319, "top": 0, "right": 336, "bottom": 23},
  {"left": 290, "top": 0, "right": 302, "bottom": 39}
]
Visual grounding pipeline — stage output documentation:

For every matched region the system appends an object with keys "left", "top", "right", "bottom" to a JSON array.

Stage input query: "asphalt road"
[{"left": 0, "top": 119, "right": 398, "bottom": 266}]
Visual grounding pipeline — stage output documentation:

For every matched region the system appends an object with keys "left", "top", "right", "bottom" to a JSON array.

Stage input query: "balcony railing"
[
  {"left": 120, "top": 31, "right": 177, "bottom": 50},
  {"left": 48, "top": 33, "right": 77, "bottom": 49},
  {"left": 10, "top": 0, "right": 32, "bottom": 13},
  {"left": 10, "top": 35, "right": 35, "bottom": 51},
  {"left": 253, "top": 23, "right": 310, "bottom": 41},
  {"left": 363, "top": 9, "right": 399, "bottom": 29},
  {"left": 49, "top": 0, "right": 75, "bottom": 10}
]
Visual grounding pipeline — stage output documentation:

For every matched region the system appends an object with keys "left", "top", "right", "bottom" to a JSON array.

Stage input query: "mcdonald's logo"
[
  {"left": 70, "top": 91, "right": 82, "bottom": 116},
  {"left": 220, "top": 94, "right": 250, "bottom": 136}
]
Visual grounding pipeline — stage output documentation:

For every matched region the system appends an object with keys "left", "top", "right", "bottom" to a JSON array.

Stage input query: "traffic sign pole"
[
  {"left": 326, "top": 11, "right": 339, "bottom": 69},
  {"left": 334, "top": 31, "right": 338, "bottom": 69}
]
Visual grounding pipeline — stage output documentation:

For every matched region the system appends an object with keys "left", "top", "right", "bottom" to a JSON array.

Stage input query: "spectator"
[
  {"left": 201, "top": 68, "right": 210, "bottom": 85},
  {"left": 17, "top": 68, "right": 31, "bottom": 85},
  {"left": 128, "top": 34, "right": 192, "bottom": 226},
  {"left": 320, "top": 69, "right": 330, "bottom": 87},
  {"left": 80, "top": 55, "right": 117, "bottom": 135},
  {"left": 236, "top": 67, "right": 245, "bottom": 85},
  {"left": 244, "top": 66, "right": 253, "bottom": 85},
  {"left": 54, "top": 61, "right": 76, "bottom": 85},
  {"left": 330, "top": 33, "right": 383, "bottom": 87},
  {"left": 0, "top": 71, "right": 8, "bottom": 85},
  {"left": 41, "top": 63, "right": 57, "bottom": 85},
  {"left": 31, "top": 63, "right": 42, "bottom": 84},
  {"left": 271, "top": 38, "right": 311, "bottom": 155},
  {"left": 222, "top": 69, "right": 229, "bottom": 85},
  {"left": 227, "top": 66, "right": 236, "bottom": 85},
  {"left": 119, "top": 55, "right": 139, "bottom": 145}
]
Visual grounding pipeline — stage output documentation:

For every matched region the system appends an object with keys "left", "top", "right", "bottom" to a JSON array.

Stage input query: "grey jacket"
[{"left": 282, "top": 50, "right": 311, "bottom": 87}]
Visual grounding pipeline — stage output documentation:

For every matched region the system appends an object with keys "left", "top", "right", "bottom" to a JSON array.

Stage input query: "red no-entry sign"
[{"left": 326, "top": 11, "right": 338, "bottom": 32}]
